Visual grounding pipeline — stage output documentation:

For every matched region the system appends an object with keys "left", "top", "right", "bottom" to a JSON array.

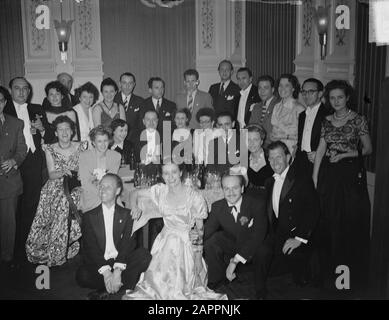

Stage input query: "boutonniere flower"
[
  {"left": 226, "top": 95, "right": 234, "bottom": 101},
  {"left": 92, "top": 168, "right": 107, "bottom": 185},
  {"left": 239, "top": 216, "right": 249, "bottom": 226}
]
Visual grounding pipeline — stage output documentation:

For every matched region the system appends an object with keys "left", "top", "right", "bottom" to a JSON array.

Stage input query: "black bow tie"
[{"left": 229, "top": 205, "right": 237, "bottom": 213}]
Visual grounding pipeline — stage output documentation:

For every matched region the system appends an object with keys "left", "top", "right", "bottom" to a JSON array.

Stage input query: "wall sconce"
[
  {"left": 54, "top": 0, "right": 73, "bottom": 63},
  {"left": 313, "top": 5, "right": 330, "bottom": 60}
]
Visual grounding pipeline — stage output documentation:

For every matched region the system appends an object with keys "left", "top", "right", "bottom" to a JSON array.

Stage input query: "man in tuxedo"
[
  {"left": 249, "top": 75, "right": 280, "bottom": 147},
  {"left": 176, "top": 69, "right": 213, "bottom": 129},
  {"left": 0, "top": 86, "right": 27, "bottom": 265},
  {"left": 76, "top": 174, "right": 151, "bottom": 299},
  {"left": 236, "top": 67, "right": 260, "bottom": 129},
  {"left": 263, "top": 141, "right": 319, "bottom": 287},
  {"left": 4, "top": 77, "right": 48, "bottom": 264},
  {"left": 113, "top": 72, "right": 144, "bottom": 141},
  {"left": 141, "top": 77, "right": 176, "bottom": 138},
  {"left": 296, "top": 78, "right": 332, "bottom": 175},
  {"left": 206, "top": 112, "right": 242, "bottom": 175},
  {"left": 204, "top": 172, "right": 268, "bottom": 299},
  {"left": 209, "top": 60, "right": 241, "bottom": 119}
]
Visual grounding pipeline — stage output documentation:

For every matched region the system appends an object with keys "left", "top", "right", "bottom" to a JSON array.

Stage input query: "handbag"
[{"left": 63, "top": 174, "right": 82, "bottom": 261}]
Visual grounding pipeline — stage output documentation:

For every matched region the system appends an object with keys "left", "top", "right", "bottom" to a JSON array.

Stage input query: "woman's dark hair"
[
  {"left": 276, "top": 74, "right": 300, "bottom": 99},
  {"left": 174, "top": 108, "right": 191, "bottom": 125},
  {"left": 324, "top": 80, "right": 357, "bottom": 111},
  {"left": 110, "top": 118, "right": 128, "bottom": 134},
  {"left": 0, "top": 85, "right": 11, "bottom": 102},
  {"left": 100, "top": 77, "right": 119, "bottom": 93},
  {"left": 89, "top": 125, "right": 112, "bottom": 142},
  {"left": 245, "top": 124, "right": 267, "bottom": 142},
  {"left": 196, "top": 107, "right": 215, "bottom": 123},
  {"left": 75, "top": 82, "right": 99, "bottom": 105},
  {"left": 52, "top": 115, "right": 76, "bottom": 139},
  {"left": 45, "top": 81, "right": 68, "bottom": 97}
]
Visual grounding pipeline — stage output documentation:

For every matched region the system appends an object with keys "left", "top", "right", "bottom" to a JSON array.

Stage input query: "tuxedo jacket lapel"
[
  {"left": 279, "top": 166, "right": 296, "bottom": 205},
  {"left": 113, "top": 205, "right": 126, "bottom": 247},
  {"left": 91, "top": 206, "right": 106, "bottom": 252}
]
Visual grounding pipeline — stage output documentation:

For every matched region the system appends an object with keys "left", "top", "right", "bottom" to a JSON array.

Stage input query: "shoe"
[{"left": 87, "top": 289, "right": 110, "bottom": 300}]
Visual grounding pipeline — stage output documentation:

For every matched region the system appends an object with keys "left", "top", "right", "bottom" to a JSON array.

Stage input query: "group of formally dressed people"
[{"left": 0, "top": 59, "right": 372, "bottom": 299}]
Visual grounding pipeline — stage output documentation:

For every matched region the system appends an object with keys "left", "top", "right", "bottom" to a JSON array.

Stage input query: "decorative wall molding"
[
  {"left": 200, "top": 0, "right": 215, "bottom": 50},
  {"left": 294, "top": 0, "right": 356, "bottom": 85},
  {"left": 21, "top": 0, "right": 103, "bottom": 103}
]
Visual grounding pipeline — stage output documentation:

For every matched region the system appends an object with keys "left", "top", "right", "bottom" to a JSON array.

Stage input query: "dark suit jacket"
[
  {"left": 209, "top": 81, "right": 241, "bottom": 119},
  {"left": 141, "top": 97, "right": 177, "bottom": 136},
  {"left": 242, "top": 84, "right": 260, "bottom": 125},
  {"left": 0, "top": 114, "right": 27, "bottom": 199},
  {"left": 206, "top": 132, "right": 241, "bottom": 175},
  {"left": 204, "top": 195, "right": 268, "bottom": 262},
  {"left": 81, "top": 204, "right": 136, "bottom": 269},
  {"left": 265, "top": 161, "right": 319, "bottom": 241},
  {"left": 176, "top": 90, "right": 213, "bottom": 129},
  {"left": 297, "top": 103, "right": 332, "bottom": 153},
  {"left": 4, "top": 101, "right": 49, "bottom": 148},
  {"left": 249, "top": 96, "right": 281, "bottom": 146},
  {"left": 109, "top": 139, "right": 133, "bottom": 165},
  {"left": 114, "top": 92, "right": 144, "bottom": 141}
]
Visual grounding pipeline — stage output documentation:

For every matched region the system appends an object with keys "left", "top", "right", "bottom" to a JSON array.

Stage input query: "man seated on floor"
[
  {"left": 76, "top": 173, "right": 151, "bottom": 300},
  {"left": 203, "top": 170, "right": 269, "bottom": 299},
  {"left": 261, "top": 141, "right": 319, "bottom": 289}
]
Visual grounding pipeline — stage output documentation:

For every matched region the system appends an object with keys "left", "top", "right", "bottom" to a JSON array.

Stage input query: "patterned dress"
[
  {"left": 317, "top": 113, "right": 370, "bottom": 293},
  {"left": 26, "top": 143, "right": 86, "bottom": 266}
]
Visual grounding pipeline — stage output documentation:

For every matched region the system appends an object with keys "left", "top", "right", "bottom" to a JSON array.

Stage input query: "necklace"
[{"left": 333, "top": 109, "right": 351, "bottom": 120}]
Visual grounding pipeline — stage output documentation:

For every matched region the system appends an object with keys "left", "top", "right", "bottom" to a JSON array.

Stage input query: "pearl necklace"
[{"left": 333, "top": 109, "right": 351, "bottom": 120}]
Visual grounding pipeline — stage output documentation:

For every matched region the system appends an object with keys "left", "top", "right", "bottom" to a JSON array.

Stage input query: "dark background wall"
[
  {"left": 0, "top": 0, "right": 25, "bottom": 87},
  {"left": 100, "top": 0, "right": 196, "bottom": 101}
]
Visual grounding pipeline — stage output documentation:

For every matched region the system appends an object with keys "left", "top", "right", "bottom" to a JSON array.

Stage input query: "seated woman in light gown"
[{"left": 122, "top": 160, "right": 227, "bottom": 300}]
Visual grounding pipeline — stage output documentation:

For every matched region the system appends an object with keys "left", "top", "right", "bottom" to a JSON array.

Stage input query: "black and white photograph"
[{"left": 0, "top": 0, "right": 389, "bottom": 305}]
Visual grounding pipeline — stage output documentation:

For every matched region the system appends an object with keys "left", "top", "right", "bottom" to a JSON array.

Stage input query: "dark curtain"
[
  {"left": 354, "top": 2, "right": 387, "bottom": 172},
  {"left": 369, "top": 77, "right": 389, "bottom": 299},
  {"left": 246, "top": 2, "right": 296, "bottom": 82},
  {"left": 0, "top": 0, "right": 25, "bottom": 87},
  {"left": 100, "top": 0, "right": 196, "bottom": 100}
]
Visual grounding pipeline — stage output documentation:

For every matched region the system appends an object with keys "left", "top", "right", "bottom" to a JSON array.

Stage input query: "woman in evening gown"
[
  {"left": 123, "top": 161, "right": 227, "bottom": 300},
  {"left": 26, "top": 116, "right": 86, "bottom": 266}
]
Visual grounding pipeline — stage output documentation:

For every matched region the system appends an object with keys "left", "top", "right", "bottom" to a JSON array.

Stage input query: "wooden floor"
[{"left": 0, "top": 254, "right": 360, "bottom": 300}]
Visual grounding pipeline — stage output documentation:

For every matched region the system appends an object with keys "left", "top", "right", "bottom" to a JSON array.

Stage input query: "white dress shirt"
[
  {"left": 272, "top": 166, "right": 290, "bottom": 219},
  {"left": 237, "top": 84, "right": 252, "bottom": 129},
  {"left": 301, "top": 103, "right": 320, "bottom": 152},
  {"left": 143, "top": 129, "right": 160, "bottom": 165},
  {"left": 111, "top": 141, "right": 124, "bottom": 151},
  {"left": 98, "top": 204, "right": 126, "bottom": 274},
  {"left": 220, "top": 80, "right": 230, "bottom": 93},
  {"left": 227, "top": 197, "right": 247, "bottom": 264},
  {"left": 14, "top": 102, "right": 36, "bottom": 153},
  {"left": 122, "top": 92, "right": 131, "bottom": 108}
]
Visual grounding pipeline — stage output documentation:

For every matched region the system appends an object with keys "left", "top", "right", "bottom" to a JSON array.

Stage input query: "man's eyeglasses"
[{"left": 301, "top": 90, "right": 318, "bottom": 96}]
